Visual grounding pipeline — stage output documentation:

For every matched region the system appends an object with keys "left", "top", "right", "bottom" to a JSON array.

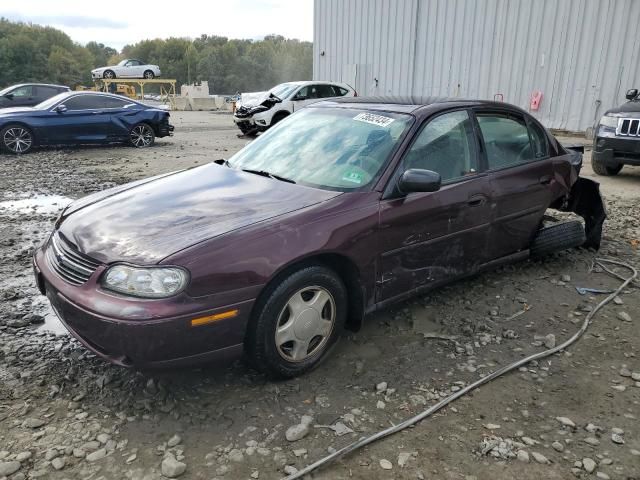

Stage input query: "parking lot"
[{"left": 0, "top": 111, "right": 639, "bottom": 480}]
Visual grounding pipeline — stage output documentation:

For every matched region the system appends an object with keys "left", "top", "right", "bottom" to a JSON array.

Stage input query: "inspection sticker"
[
  {"left": 353, "top": 112, "right": 395, "bottom": 127},
  {"left": 342, "top": 171, "right": 364, "bottom": 184}
]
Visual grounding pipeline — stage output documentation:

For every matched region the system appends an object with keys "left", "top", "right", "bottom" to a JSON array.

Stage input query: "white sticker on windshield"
[{"left": 353, "top": 112, "right": 395, "bottom": 128}]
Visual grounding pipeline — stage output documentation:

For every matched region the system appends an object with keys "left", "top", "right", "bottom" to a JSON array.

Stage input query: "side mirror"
[
  {"left": 4, "top": 93, "right": 14, "bottom": 100},
  {"left": 293, "top": 95, "right": 307, "bottom": 101},
  {"left": 626, "top": 89, "right": 638, "bottom": 100},
  {"left": 55, "top": 104, "right": 67, "bottom": 113},
  {"left": 398, "top": 169, "right": 441, "bottom": 195}
]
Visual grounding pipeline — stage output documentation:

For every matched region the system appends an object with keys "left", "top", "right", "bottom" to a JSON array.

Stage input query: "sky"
[{"left": 2, "top": 0, "right": 314, "bottom": 50}]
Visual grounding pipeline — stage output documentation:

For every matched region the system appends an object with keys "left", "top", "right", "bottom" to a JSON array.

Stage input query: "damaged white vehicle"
[{"left": 233, "top": 81, "right": 356, "bottom": 135}]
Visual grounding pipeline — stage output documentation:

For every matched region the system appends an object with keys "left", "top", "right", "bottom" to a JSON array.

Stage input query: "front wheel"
[
  {"left": 129, "top": 123, "right": 155, "bottom": 148},
  {"left": 1, "top": 124, "right": 34, "bottom": 154},
  {"left": 244, "top": 265, "right": 347, "bottom": 378},
  {"left": 591, "top": 155, "right": 622, "bottom": 176},
  {"left": 103, "top": 70, "right": 116, "bottom": 79}
]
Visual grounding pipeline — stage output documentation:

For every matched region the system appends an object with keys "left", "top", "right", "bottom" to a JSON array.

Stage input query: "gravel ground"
[{"left": 0, "top": 111, "right": 639, "bottom": 480}]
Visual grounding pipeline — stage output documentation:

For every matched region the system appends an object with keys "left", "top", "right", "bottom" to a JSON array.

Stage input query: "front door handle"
[
  {"left": 467, "top": 194, "right": 487, "bottom": 207},
  {"left": 539, "top": 175, "right": 552, "bottom": 185}
]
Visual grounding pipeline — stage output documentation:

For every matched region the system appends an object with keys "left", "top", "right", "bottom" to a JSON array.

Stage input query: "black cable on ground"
[{"left": 284, "top": 258, "right": 638, "bottom": 480}]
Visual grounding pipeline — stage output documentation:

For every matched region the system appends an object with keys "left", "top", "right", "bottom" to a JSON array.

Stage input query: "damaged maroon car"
[{"left": 34, "top": 97, "right": 605, "bottom": 378}]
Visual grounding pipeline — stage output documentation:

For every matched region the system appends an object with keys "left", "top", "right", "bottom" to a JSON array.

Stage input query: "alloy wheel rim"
[
  {"left": 144, "top": 71, "right": 153, "bottom": 79},
  {"left": 4, "top": 127, "right": 32, "bottom": 153},
  {"left": 130, "top": 125, "right": 153, "bottom": 147},
  {"left": 104, "top": 71, "right": 114, "bottom": 79},
  {"left": 275, "top": 286, "right": 336, "bottom": 362}
]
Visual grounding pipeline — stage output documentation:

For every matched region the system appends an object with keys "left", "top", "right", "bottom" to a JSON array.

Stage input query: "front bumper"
[
  {"left": 91, "top": 72, "right": 103, "bottom": 80},
  {"left": 33, "top": 247, "right": 252, "bottom": 368},
  {"left": 233, "top": 116, "right": 259, "bottom": 134},
  {"left": 593, "top": 135, "right": 640, "bottom": 166},
  {"left": 158, "top": 123, "right": 174, "bottom": 138}
]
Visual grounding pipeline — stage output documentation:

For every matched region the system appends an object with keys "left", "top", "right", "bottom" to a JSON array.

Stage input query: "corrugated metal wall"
[{"left": 313, "top": 0, "right": 640, "bottom": 132}]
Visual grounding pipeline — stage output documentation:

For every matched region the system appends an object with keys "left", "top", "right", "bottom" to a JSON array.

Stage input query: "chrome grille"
[
  {"left": 46, "top": 233, "right": 100, "bottom": 285},
  {"left": 617, "top": 118, "right": 640, "bottom": 137}
]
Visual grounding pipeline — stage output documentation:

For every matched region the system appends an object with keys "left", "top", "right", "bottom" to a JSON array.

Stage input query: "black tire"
[
  {"left": 270, "top": 111, "right": 289, "bottom": 127},
  {"left": 143, "top": 70, "right": 155, "bottom": 79},
  {"left": 1, "top": 124, "right": 34, "bottom": 154},
  {"left": 129, "top": 123, "right": 155, "bottom": 148},
  {"left": 103, "top": 70, "right": 116, "bottom": 79},
  {"left": 530, "top": 221, "right": 586, "bottom": 258},
  {"left": 591, "top": 156, "right": 622, "bottom": 176},
  {"left": 244, "top": 265, "right": 347, "bottom": 379}
]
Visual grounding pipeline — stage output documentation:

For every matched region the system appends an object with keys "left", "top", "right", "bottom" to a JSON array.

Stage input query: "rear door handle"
[{"left": 539, "top": 175, "right": 552, "bottom": 185}]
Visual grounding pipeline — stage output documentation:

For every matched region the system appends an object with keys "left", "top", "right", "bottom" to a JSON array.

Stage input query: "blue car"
[{"left": 0, "top": 91, "right": 174, "bottom": 154}]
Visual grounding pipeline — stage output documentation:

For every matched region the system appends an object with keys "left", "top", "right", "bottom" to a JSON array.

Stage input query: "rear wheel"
[
  {"left": 530, "top": 220, "right": 586, "bottom": 257},
  {"left": 103, "top": 70, "right": 116, "bottom": 79},
  {"left": 592, "top": 156, "right": 622, "bottom": 176},
  {"left": 129, "top": 123, "right": 155, "bottom": 148},
  {"left": 244, "top": 265, "right": 347, "bottom": 378},
  {"left": 143, "top": 70, "right": 155, "bottom": 79},
  {"left": 1, "top": 124, "right": 34, "bottom": 154}
]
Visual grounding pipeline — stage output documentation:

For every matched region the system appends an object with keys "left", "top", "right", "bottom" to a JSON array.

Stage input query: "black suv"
[
  {"left": 592, "top": 88, "right": 640, "bottom": 175},
  {"left": 0, "top": 83, "right": 71, "bottom": 109}
]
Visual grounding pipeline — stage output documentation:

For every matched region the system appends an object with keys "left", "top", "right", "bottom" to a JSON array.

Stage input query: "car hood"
[
  {"left": 605, "top": 100, "right": 640, "bottom": 115},
  {"left": 0, "top": 107, "right": 36, "bottom": 115},
  {"left": 58, "top": 163, "right": 340, "bottom": 264},
  {"left": 237, "top": 91, "right": 268, "bottom": 108}
]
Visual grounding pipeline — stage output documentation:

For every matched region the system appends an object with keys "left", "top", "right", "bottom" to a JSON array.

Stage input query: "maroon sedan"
[{"left": 34, "top": 97, "right": 604, "bottom": 378}]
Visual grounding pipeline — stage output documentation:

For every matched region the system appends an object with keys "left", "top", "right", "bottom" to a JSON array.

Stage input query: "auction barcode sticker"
[{"left": 353, "top": 112, "right": 395, "bottom": 127}]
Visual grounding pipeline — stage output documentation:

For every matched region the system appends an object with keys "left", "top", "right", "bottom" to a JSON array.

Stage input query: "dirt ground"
[{"left": 0, "top": 111, "right": 638, "bottom": 480}]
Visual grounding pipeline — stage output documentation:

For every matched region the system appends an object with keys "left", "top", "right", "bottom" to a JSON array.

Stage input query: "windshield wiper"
[{"left": 241, "top": 168, "right": 296, "bottom": 184}]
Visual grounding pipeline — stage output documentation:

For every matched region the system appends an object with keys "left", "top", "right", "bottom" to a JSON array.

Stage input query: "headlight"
[
  {"left": 102, "top": 265, "right": 189, "bottom": 298},
  {"left": 599, "top": 115, "right": 619, "bottom": 128}
]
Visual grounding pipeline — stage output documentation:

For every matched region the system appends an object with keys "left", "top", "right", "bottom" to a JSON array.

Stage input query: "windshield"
[
  {"left": 269, "top": 83, "right": 299, "bottom": 100},
  {"left": 0, "top": 85, "right": 15, "bottom": 96},
  {"left": 228, "top": 107, "right": 413, "bottom": 191},
  {"left": 35, "top": 92, "right": 68, "bottom": 110},
  {"left": 117, "top": 60, "right": 128, "bottom": 66}
]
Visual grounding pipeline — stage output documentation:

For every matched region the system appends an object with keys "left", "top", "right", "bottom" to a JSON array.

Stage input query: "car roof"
[
  {"left": 61, "top": 91, "right": 138, "bottom": 99},
  {"left": 7, "top": 83, "right": 69, "bottom": 89},
  {"left": 313, "top": 96, "right": 525, "bottom": 115},
  {"left": 279, "top": 80, "right": 350, "bottom": 87}
]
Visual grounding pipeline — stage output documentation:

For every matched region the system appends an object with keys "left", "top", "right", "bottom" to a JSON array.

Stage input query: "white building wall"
[{"left": 314, "top": 0, "right": 640, "bottom": 132}]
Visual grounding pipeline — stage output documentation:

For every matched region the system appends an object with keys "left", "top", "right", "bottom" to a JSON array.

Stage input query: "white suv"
[{"left": 233, "top": 81, "right": 356, "bottom": 135}]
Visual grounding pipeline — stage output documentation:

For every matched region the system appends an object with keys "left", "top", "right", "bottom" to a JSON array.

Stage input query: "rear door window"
[
  {"left": 527, "top": 120, "right": 549, "bottom": 159},
  {"left": 36, "top": 86, "right": 60, "bottom": 99},
  {"left": 100, "top": 96, "right": 132, "bottom": 108},
  {"left": 317, "top": 85, "right": 336, "bottom": 98},
  {"left": 476, "top": 113, "right": 534, "bottom": 169}
]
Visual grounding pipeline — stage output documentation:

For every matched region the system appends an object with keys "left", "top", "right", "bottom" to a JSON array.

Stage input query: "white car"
[
  {"left": 91, "top": 59, "right": 161, "bottom": 80},
  {"left": 233, "top": 81, "right": 356, "bottom": 135}
]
